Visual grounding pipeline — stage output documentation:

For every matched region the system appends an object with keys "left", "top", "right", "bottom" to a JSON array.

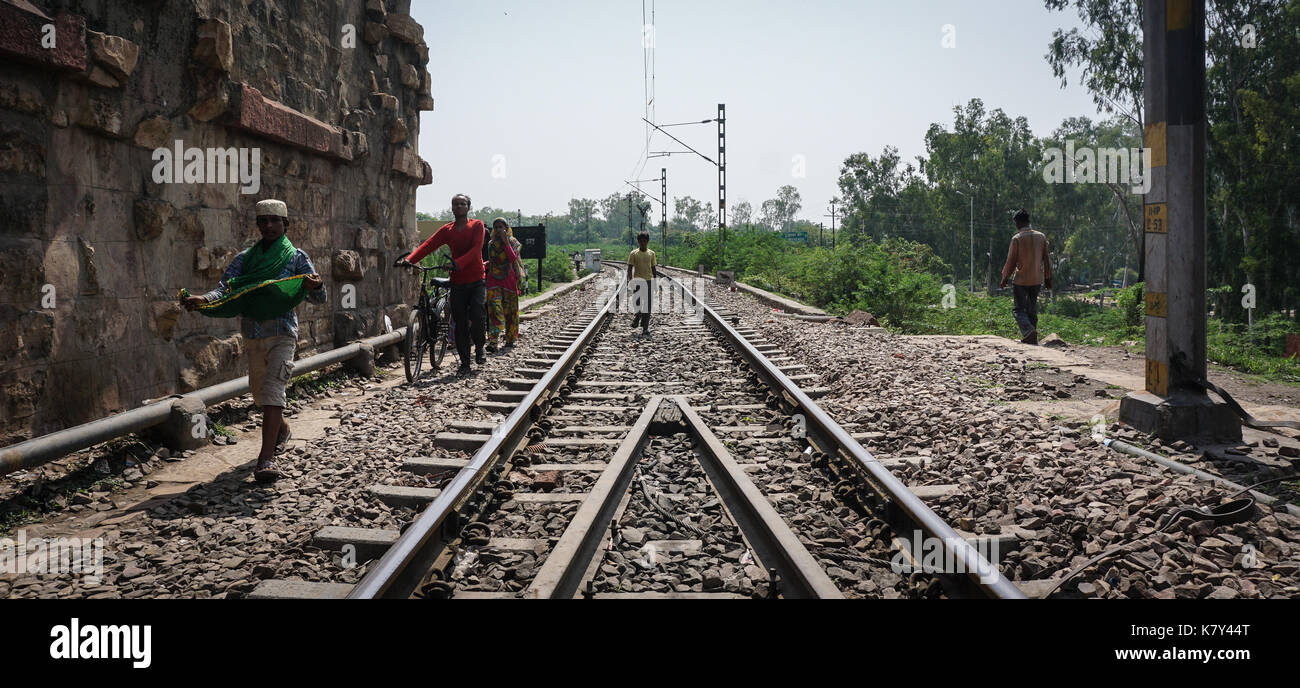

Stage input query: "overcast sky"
[{"left": 410, "top": 0, "right": 1100, "bottom": 224}]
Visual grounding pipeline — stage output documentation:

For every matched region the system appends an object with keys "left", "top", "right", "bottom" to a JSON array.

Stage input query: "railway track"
[{"left": 252, "top": 266, "right": 1021, "bottom": 599}]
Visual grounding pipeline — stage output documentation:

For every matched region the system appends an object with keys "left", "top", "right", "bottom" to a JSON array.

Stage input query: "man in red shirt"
[{"left": 395, "top": 193, "right": 490, "bottom": 375}]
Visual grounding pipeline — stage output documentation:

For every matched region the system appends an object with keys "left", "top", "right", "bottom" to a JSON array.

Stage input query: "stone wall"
[{"left": 0, "top": 0, "right": 432, "bottom": 445}]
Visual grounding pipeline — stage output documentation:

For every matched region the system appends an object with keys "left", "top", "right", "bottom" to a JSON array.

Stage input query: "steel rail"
[
  {"left": 644, "top": 266, "right": 1023, "bottom": 599},
  {"left": 0, "top": 330, "right": 405, "bottom": 477},
  {"left": 673, "top": 396, "right": 844, "bottom": 598},
  {"left": 524, "top": 397, "right": 663, "bottom": 599},
  {"left": 347, "top": 279, "right": 625, "bottom": 598}
]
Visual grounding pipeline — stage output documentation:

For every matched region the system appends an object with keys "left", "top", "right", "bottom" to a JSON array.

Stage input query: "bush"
[
  {"left": 540, "top": 246, "right": 574, "bottom": 283},
  {"left": 1052, "top": 293, "right": 1100, "bottom": 318},
  {"left": 880, "top": 237, "right": 953, "bottom": 278},
  {"left": 1208, "top": 312, "right": 1300, "bottom": 381},
  {"left": 1116, "top": 281, "right": 1144, "bottom": 328}
]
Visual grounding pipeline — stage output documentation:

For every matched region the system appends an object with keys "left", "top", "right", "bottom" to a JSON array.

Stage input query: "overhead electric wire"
[{"left": 627, "top": 0, "right": 658, "bottom": 193}]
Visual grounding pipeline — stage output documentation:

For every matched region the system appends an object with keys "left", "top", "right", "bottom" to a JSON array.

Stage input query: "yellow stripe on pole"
[
  {"left": 1146, "top": 360, "right": 1169, "bottom": 396},
  {"left": 1144, "top": 121, "right": 1167, "bottom": 167},
  {"left": 1145, "top": 292, "right": 1168, "bottom": 318},
  {"left": 1166, "top": 0, "right": 1192, "bottom": 31},
  {"left": 1144, "top": 203, "right": 1168, "bottom": 233}
]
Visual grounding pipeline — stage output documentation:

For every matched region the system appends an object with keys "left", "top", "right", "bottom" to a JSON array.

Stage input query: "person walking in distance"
[
  {"left": 180, "top": 199, "right": 326, "bottom": 482},
  {"left": 626, "top": 231, "right": 658, "bottom": 336},
  {"left": 484, "top": 217, "right": 524, "bottom": 352},
  {"left": 999, "top": 208, "right": 1052, "bottom": 345},
  {"left": 395, "top": 193, "right": 490, "bottom": 375}
]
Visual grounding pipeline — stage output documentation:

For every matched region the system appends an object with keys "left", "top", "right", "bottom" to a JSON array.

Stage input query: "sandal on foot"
[
  {"left": 275, "top": 427, "right": 292, "bottom": 454},
  {"left": 254, "top": 457, "right": 285, "bottom": 483}
]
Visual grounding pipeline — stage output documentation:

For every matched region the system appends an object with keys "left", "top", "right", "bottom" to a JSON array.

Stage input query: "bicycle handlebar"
[{"left": 395, "top": 259, "right": 457, "bottom": 274}]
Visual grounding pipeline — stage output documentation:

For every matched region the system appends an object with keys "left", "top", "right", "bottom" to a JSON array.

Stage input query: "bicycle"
[{"left": 396, "top": 257, "right": 457, "bottom": 382}]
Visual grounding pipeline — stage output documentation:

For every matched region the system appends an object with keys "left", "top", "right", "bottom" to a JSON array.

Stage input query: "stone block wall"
[{"left": 0, "top": 0, "right": 432, "bottom": 445}]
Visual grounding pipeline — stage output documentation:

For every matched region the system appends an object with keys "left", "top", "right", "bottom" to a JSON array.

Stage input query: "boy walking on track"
[
  {"left": 180, "top": 199, "right": 326, "bottom": 482},
  {"left": 626, "top": 232, "right": 657, "bottom": 336},
  {"left": 999, "top": 208, "right": 1052, "bottom": 345}
]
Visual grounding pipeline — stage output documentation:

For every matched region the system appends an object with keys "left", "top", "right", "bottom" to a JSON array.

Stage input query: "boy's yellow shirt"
[{"left": 628, "top": 248, "right": 656, "bottom": 280}]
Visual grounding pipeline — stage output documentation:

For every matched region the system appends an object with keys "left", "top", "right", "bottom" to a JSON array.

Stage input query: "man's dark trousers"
[
  {"left": 1012, "top": 284, "right": 1040, "bottom": 338},
  {"left": 631, "top": 279, "right": 653, "bottom": 332},
  {"left": 450, "top": 280, "right": 487, "bottom": 365}
]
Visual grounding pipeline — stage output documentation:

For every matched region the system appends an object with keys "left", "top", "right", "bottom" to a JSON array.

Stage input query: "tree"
[
  {"left": 568, "top": 198, "right": 598, "bottom": 244},
  {"left": 1032, "top": 115, "right": 1143, "bottom": 286},
  {"left": 759, "top": 185, "right": 803, "bottom": 232},
  {"left": 1044, "top": 0, "right": 1145, "bottom": 128},
  {"left": 731, "top": 200, "right": 753, "bottom": 228},
  {"left": 838, "top": 146, "right": 912, "bottom": 246},
  {"left": 915, "top": 100, "right": 1042, "bottom": 291},
  {"left": 672, "top": 195, "right": 712, "bottom": 232},
  {"left": 599, "top": 193, "right": 638, "bottom": 241}
]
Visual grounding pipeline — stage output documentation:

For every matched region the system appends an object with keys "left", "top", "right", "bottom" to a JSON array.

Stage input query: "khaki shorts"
[{"left": 246, "top": 335, "right": 296, "bottom": 407}]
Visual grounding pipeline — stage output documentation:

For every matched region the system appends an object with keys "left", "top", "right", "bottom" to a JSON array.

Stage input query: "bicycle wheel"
[
  {"left": 404, "top": 308, "right": 428, "bottom": 382},
  {"left": 430, "top": 296, "right": 451, "bottom": 369}
]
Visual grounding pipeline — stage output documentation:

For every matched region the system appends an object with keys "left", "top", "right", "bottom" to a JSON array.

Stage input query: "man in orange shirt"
[
  {"left": 999, "top": 208, "right": 1052, "bottom": 345},
  {"left": 395, "top": 193, "right": 490, "bottom": 375}
]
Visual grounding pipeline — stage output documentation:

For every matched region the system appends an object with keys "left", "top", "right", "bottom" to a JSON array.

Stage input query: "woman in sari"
[{"left": 484, "top": 217, "right": 523, "bottom": 352}]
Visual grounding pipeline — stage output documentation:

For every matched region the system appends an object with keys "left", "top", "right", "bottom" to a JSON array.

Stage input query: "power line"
[{"left": 642, "top": 118, "right": 715, "bottom": 165}]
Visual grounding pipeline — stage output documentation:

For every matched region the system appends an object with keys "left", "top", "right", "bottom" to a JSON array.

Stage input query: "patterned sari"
[{"left": 486, "top": 228, "right": 523, "bottom": 345}]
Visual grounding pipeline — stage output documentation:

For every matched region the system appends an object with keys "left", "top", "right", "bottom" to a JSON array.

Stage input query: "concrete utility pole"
[
  {"left": 585, "top": 205, "right": 591, "bottom": 246},
  {"left": 1120, "top": 0, "right": 1238, "bottom": 441}
]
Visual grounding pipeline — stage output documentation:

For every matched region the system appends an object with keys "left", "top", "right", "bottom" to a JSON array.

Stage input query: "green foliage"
[
  {"left": 917, "top": 290, "right": 1135, "bottom": 346},
  {"left": 287, "top": 368, "right": 349, "bottom": 401},
  {"left": 1051, "top": 293, "right": 1100, "bottom": 318},
  {"left": 1209, "top": 312, "right": 1300, "bottom": 382},
  {"left": 662, "top": 231, "right": 944, "bottom": 330},
  {"left": 880, "top": 237, "right": 952, "bottom": 278},
  {"left": 540, "top": 246, "right": 575, "bottom": 284},
  {"left": 1116, "top": 281, "right": 1144, "bottom": 328}
]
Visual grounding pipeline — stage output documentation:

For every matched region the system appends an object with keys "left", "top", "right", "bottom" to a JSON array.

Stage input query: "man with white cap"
[{"left": 181, "top": 199, "right": 326, "bottom": 482}]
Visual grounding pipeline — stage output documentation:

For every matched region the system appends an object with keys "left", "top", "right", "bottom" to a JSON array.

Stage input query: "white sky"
[{"left": 410, "top": 0, "right": 1100, "bottom": 224}]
